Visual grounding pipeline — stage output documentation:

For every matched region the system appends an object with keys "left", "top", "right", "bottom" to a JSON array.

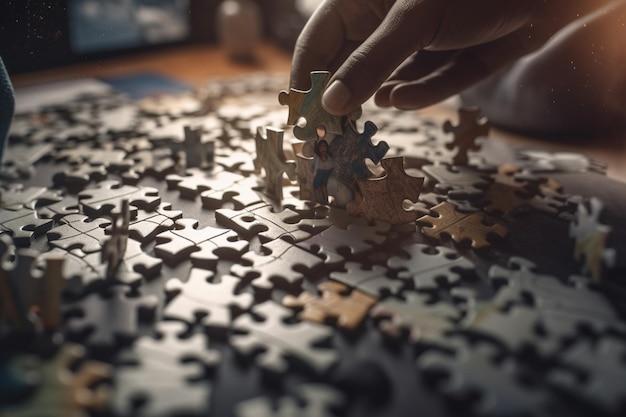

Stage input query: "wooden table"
[{"left": 11, "top": 42, "right": 626, "bottom": 182}]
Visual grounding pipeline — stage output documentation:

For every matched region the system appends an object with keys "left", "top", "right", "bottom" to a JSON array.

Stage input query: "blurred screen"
[{"left": 69, "top": 0, "right": 191, "bottom": 53}]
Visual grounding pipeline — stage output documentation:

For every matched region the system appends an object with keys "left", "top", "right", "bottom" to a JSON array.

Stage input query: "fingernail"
[{"left": 322, "top": 80, "right": 351, "bottom": 114}]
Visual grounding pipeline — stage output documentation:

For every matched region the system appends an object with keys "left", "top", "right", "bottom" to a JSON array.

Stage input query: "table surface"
[{"left": 10, "top": 42, "right": 626, "bottom": 182}]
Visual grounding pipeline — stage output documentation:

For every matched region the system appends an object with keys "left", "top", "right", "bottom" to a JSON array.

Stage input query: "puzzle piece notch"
[
  {"left": 278, "top": 71, "right": 362, "bottom": 141},
  {"left": 254, "top": 126, "right": 297, "bottom": 201},
  {"left": 283, "top": 281, "right": 377, "bottom": 330},
  {"left": 417, "top": 201, "right": 508, "bottom": 249},
  {"left": 347, "top": 156, "right": 424, "bottom": 224},
  {"left": 443, "top": 107, "right": 489, "bottom": 165}
]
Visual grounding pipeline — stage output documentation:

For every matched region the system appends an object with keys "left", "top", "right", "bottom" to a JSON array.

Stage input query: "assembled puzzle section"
[{"left": 1, "top": 72, "right": 625, "bottom": 417}]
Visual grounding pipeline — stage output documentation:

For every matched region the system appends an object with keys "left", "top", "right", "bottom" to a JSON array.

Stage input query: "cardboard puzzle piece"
[
  {"left": 200, "top": 174, "right": 264, "bottom": 210},
  {"left": 488, "top": 257, "right": 623, "bottom": 340},
  {"left": 516, "top": 149, "right": 606, "bottom": 174},
  {"left": 549, "top": 337, "right": 626, "bottom": 413},
  {"left": 234, "top": 383, "right": 345, "bottom": 417},
  {"left": 47, "top": 214, "right": 110, "bottom": 254},
  {"left": 165, "top": 269, "right": 253, "bottom": 337},
  {"left": 0, "top": 344, "right": 110, "bottom": 417},
  {"left": 418, "top": 343, "right": 551, "bottom": 417},
  {"left": 347, "top": 157, "right": 424, "bottom": 224},
  {"left": 417, "top": 202, "right": 508, "bottom": 249},
  {"left": 78, "top": 181, "right": 160, "bottom": 217},
  {"left": 231, "top": 238, "right": 323, "bottom": 291},
  {"left": 569, "top": 197, "right": 616, "bottom": 282},
  {"left": 216, "top": 201, "right": 330, "bottom": 244},
  {"left": 166, "top": 167, "right": 240, "bottom": 200},
  {"left": 113, "top": 321, "right": 219, "bottom": 417},
  {"left": 36, "top": 194, "right": 80, "bottom": 221},
  {"left": 443, "top": 107, "right": 489, "bottom": 165},
  {"left": 128, "top": 203, "right": 183, "bottom": 244},
  {"left": 0, "top": 206, "right": 53, "bottom": 247},
  {"left": 0, "top": 185, "right": 48, "bottom": 210},
  {"left": 231, "top": 301, "right": 338, "bottom": 377},
  {"left": 371, "top": 292, "right": 460, "bottom": 344},
  {"left": 298, "top": 218, "right": 390, "bottom": 265},
  {"left": 329, "top": 262, "right": 403, "bottom": 297},
  {"left": 154, "top": 218, "right": 248, "bottom": 268},
  {"left": 64, "top": 285, "right": 159, "bottom": 347},
  {"left": 422, "top": 164, "right": 490, "bottom": 199},
  {"left": 254, "top": 126, "right": 296, "bottom": 201},
  {"left": 278, "top": 71, "right": 362, "bottom": 141},
  {"left": 0, "top": 143, "right": 53, "bottom": 180},
  {"left": 283, "top": 281, "right": 377, "bottom": 330},
  {"left": 175, "top": 125, "right": 215, "bottom": 169},
  {"left": 387, "top": 243, "right": 475, "bottom": 289}
]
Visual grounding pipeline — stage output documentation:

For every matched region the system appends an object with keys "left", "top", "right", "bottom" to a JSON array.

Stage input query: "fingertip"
[{"left": 321, "top": 80, "right": 353, "bottom": 115}]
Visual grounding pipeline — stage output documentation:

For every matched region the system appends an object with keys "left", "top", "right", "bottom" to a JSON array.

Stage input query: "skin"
[{"left": 290, "top": 0, "right": 625, "bottom": 136}]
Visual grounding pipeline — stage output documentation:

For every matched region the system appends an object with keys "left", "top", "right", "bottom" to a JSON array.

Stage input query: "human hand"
[{"left": 290, "top": 0, "right": 614, "bottom": 115}]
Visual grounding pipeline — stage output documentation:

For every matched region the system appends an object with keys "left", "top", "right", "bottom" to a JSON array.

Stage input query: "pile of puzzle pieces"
[{"left": 1, "top": 72, "right": 625, "bottom": 417}]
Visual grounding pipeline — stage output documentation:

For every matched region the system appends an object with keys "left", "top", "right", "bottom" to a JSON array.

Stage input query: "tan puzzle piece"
[
  {"left": 418, "top": 201, "right": 507, "bottom": 248},
  {"left": 282, "top": 281, "right": 377, "bottom": 329},
  {"left": 254, "top": 126, "right": 296, "bottom": 201}
]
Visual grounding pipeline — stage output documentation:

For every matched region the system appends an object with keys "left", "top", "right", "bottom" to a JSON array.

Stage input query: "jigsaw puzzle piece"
[
  {"left": 231, "top": 301, "right": 338, "bottom": 377},
  {"left": 298, "top": 218, "right": 390, "bottom": 265},
  {"left": 47, "top": 214, "right": 110, "bottom": 254},
  {"left": 371, "top": 291, "right": 460, "bottom": 345},
  {"left": 254, "top": 126, "right": 296, "bottom": 201},
  {"left": 154, "top": 218, "right": 248, "bottom": 268},
  {"left": 165, "top": 269, "right": 253, "bottom": 339},
  {"left": 417, "top": 202, "right": 507, "bottom": 249},
  {"left": 165, "top": 167, "right": 240, "bottom": 200},
  {"left": 347, "top": 157, "right": 424, "bottom": 224},
  {"left": 418, "top": 342, "right": 552, "bottom": 416},
  {"left": 387, "top": 243, "right": 475, "bottom": 289},
  {"left": 0, "top": 207, "right": 53, "bottom": 247},
  {"left": 216, "top": 201, "right": 328, "bottom": 244},
  {"left": 422, "top": 164, "right": 490, "bottom": 199},
  {"left": 443, "top": 107, "right": 490, "bottom": 165},
  {"left": 64, "top": 286, "right": 158, "bottom": 347},
  {"left": 278, "top": 71, "right": 361, "bottom": 141},
  {"left": 329, "top": 262, "right": 403, "bottom": 297},
  {"left": 231, "top": 238, "right": 323, "bottom": 292},
  {"left": 113, "top": 321, "right": 219, "bottom": 417},
  {"left": 283, "top": 281, "right": 377, "bottom": 330},
  {"left": 128, "top": 203, "right": 183, "bottom": 244},
  {"left": 78, "top": 181, "right": 160, "bottom": 217}
]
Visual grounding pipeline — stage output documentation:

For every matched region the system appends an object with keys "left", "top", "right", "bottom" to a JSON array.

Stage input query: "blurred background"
[{"left": 0, "top": 0, "right": 322, "bottom": 74}]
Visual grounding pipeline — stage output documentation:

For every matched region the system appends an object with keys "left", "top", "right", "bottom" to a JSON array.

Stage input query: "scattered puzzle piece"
[
  {"left": 254, "top": 126, "right": 296, "bottom": 201},
  {"left": 231, "top": 301, "right": 338, "bottom": 377},
  {"left": 283, "top": 281, "right": 377, "bottom": 330},
  {"left": 417, "top": 202, "right": 507, "bottom": 248},
  {"left": 165, "top": 269, "right": 253, "bottom": 337},
  {"left": 443, "top": 107, "right": 489, "bottom": 165}
]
